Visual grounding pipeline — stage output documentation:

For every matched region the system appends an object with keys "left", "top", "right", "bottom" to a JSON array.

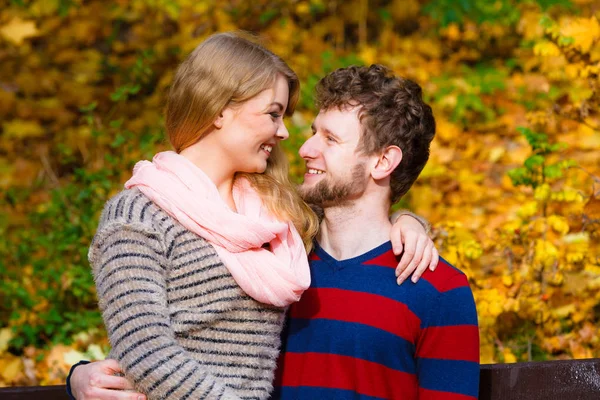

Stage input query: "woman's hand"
[
  {"left": 390, "top": 213, "right": 439, "bottom": 285},
  {"left": 70, "top": 359, "right": 144, "bottom": 400}
]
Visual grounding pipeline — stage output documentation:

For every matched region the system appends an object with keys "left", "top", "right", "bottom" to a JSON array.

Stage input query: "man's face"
[{"left": 298, "top": 107, "right": 371, "bottom": 207}]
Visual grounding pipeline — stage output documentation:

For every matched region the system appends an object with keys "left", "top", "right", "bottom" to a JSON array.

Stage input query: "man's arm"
[
  {"left": 68, "top": 359, "right": 144, "bottom": 400},
  {"left": 415, "top": 272, "right": 480, "bottom": 399},
  {"left": 390, "top": 211, "right": 439, "bottom": 284}
]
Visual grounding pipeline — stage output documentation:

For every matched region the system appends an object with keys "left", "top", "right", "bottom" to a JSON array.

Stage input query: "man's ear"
[{"left": 371, "top": 145, "right": 402, "bottom": 180}]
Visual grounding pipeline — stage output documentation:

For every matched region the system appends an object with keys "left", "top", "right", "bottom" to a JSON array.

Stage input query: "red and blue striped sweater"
[{"left": 273, "top": 241, "right": 479, "bottom": 400}]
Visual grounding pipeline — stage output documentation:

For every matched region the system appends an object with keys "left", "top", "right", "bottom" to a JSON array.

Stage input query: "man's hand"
[
  {"left": 70, "top": 359, "right": 145, "bottom": 400},
  {"left": 390, "top": 214, "right": 439, "bottom": 285}
]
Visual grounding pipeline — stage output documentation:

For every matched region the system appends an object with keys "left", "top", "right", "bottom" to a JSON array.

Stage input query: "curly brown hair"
[{"left": 315, "top": 64, "right": 436, "bottom": 203}]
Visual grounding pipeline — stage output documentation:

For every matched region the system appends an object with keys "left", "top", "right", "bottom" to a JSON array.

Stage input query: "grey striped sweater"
[{"left": 89, "top": 188, "right": 286, "bottom": 400}]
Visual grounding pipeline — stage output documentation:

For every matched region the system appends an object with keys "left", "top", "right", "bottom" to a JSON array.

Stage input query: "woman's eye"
[
  {"left": 270, "top": 112, "right": 281, "bottom": 119},
  {"left": 327, "top": 136, "right": 336, "bottom": 142}
]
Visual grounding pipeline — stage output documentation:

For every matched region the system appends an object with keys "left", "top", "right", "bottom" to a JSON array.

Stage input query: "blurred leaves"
[
  {"left": 0, "top": 17, "right": 38, "bottom": 45},
  {"left": 0, "top": 0, "right": 599, "bottom": 386}
]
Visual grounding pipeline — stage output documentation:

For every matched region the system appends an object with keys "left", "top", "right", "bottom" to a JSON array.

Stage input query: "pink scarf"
[{"left": 124, "top": 151, "right": 310, "bottom": 307}]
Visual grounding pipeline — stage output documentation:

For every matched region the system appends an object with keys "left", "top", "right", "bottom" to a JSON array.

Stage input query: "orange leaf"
[{"left": 584, "top": 195, "right": 600, "bottom": 220}]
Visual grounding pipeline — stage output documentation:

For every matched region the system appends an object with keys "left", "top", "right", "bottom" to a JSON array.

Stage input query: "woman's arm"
[
  {"left": 390, "top": 211, "right": 439, "bottom": 284},
  {"left": 90, "top": 224, "right": 240, "bottom": 400}
]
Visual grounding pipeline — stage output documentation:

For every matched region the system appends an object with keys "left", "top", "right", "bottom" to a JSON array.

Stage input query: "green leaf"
[
  {"left": 524, "top": 154, "right": 545, "bottom": 170},
  {"left": 539, "top": 14, "right": 555, "bottom": 29},
  {"left": 508, "top": 167, "right": 528, "bottom": 186},
  {"left": 558, "top": 36, "right": 575, "bottom": 46},
  {"left": 79, "top": 102, "right": 97, "bottom": 112},
  {"left": 544, "top": 163, "right": 563, "bottom": 179},
  {"left": 378, "top": 8, "right": 392, "bottom": 22},
  {"left": 259, "top": 9, "right": 278, "bottom": 24},
  {"left": 129, "top": 84, "right": 141, "bottom": 95},
  {"left": 109, "top": 118, "right": 124, "bottom": 129},
  {"left": 110, "top": 87, "right": 126, "bottom": 102}
]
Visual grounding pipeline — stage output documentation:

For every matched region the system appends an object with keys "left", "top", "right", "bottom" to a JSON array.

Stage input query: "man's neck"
[{"left": 318, "top": 196, "right": 392, "bottom": 261}]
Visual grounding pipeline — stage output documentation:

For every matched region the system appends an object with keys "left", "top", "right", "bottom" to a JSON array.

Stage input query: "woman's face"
[{"left": 216, "top": 74, "right": 290, "bottom": 174}]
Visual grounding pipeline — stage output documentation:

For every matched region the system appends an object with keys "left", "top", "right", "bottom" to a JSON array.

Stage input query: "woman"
[{"left": 69, "top": 32, "right": 436, "bottom": 400}]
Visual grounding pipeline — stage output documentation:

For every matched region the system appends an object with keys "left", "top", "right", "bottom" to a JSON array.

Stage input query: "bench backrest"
[{"left": 1, "top": 358, "right": 599, "bottom": 399}]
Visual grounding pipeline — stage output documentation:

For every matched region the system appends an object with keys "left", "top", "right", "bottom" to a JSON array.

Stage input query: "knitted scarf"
[{"left": 125, "top": 151, "right": 310, "bottom": 307}]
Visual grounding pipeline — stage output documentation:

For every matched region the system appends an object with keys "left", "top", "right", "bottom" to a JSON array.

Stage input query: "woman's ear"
[
  {"left": 371, "top": 145, "right": 402, "bottom": 180},
  {"left": 213, "top": 112, "right": 224, "bottom": 129},
  {"left": 215, "top": 105, "right": 236, "bottom": 130}
]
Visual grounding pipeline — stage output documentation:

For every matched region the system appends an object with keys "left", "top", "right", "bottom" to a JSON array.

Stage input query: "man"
[
  {"left": 272, "top": 64, "right": 479, "bottom": 399},
  {"left": 68, "top": 65, "right": 478, "bottom": 399}
]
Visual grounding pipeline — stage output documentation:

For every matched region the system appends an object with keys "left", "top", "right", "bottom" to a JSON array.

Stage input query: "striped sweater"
[
  {"left": 89, "top": 188, "right": 286, "bottom": 400},
  {"left": 273, "top": 241, "right": 480, "bottom": 399}
]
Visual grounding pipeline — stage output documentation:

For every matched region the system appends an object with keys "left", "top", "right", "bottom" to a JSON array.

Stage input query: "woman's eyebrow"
[{"left": 271, "top": 102, "right": 284, "bottom": 111}]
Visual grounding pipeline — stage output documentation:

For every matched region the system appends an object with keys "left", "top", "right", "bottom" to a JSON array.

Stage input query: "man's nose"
[{"left": 299, "top": 135, "right": 318, "bottom": 159}]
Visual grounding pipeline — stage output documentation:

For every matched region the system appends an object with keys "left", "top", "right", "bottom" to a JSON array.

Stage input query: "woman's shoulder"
[
  {"left": 96, "top": 188, "right": 206, "bottom": 248},
  {"left": 100, "top": 188, "right": 152, "bottom": 221},
  {"left": 96, "top": 188, "right": 172, "bottom": 234}
]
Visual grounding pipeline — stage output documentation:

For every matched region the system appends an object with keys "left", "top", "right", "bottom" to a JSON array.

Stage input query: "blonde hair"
[{"left": 165, "top": 32, "right": 318, "bottom": 251}]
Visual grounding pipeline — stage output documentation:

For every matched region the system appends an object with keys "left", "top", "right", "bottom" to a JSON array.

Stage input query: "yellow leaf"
[
  {"left": 0, "top": 356, "right": 23, "bottom": 382},
  {"left": 554, "top": 303, "right": 576, "bottom": 319},
  {"left": 480, "top": 337, "right": 496, "bottom": 364},
  {"left": 295, "top": 1, "right": 310, "bottom": 15},
  {"left": 502, "top": 275, "right": 514, "bottom": 287},
  {"left": 0, "top": 17, "right": 39, "bottom": 45},
  {"left": 359, "top": 46, "right": 377, "bottom": 66},
  {"left": 488, "top": 147, "right": 505, "bottom": 163},
  {"left": 0, "top": 328, "right": 12, "bottom": 354},
  {"left": 563, "top": 232, "right": 590, "bottom": 244},
  {"left": 502, "top": 348, "right": 517, "bottom": 363},
  {"left": 517, "top": 201, "right": 538, "bottom": 219},
  {"left": 488, "top": 300, "right": 503, "bottom": 317},
  {"left": 390, "top": 0, "right": 420, "bottom": 22},
  {"left": 534, "top": 183, "right": 551, "bottom": 202},
  {"left": 63, "top": 349, "right": 86, "bottom": 367},
  {"left": 459, "top": 239, "right": 483, "bottom": 260},
  {"left": 435, "top": 118, "right": 461, "bottom": 143},
  {"left": 534, "top": 239, "right": 559, "bottom": 269},
  {"left": 560, "top": 16, "right": 600, "bottom": 54},
  {"left": 548, "top": 271, "right": 564, "bottom": 286},
  {"left": 0, "top": 158, "right": 15, "bottom": 189},
  {"left": 442, "top": 23, "right": 461, "bottom": 41},
  {"left": 30, "top": 0, "right": 60, "bottom": 17},
  {"left": 2, "top": 120, "right": 45, "bottom": 139},
  {"left": 419, "top": 161, "right": 447, "bottom": 179},
  {"left": 85, "top": 344, "right": 105, "bottom": 360},
  {"left": 533, "top": 40, "right": 561, "bottom": 57},
  {"left": 548, "top": 215, "right": 570, "bottom": 235}
]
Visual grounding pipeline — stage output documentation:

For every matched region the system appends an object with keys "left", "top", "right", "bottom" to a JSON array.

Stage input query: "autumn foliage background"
[{"left": 1, "top": 0, "right": 600, "bottom": 387}]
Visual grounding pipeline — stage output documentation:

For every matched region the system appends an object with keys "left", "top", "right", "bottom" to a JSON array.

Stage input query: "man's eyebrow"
[
  {"left": 311, "top": 123, "right": 339, "bottom": 139},
  {"left": 325, "top": 128, "right": 341, "bottom": 140}
]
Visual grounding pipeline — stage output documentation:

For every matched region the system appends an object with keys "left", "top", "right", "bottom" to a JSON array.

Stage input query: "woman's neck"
[{"left": 179, "top": 145, "right": 237, "bottom": 211}]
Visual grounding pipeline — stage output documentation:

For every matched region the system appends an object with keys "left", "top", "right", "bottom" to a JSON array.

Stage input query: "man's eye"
[{"left": 327, "top": 136, "right": 336, "bottom": 142}]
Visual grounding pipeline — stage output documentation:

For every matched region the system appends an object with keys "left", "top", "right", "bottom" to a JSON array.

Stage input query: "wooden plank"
[
  {"left": 0, "top": 385, "right": 68, "bottom": 400},
  {"left": 1, "top": 358, "right": 599, "bottom": 399},
  {"left": 479, "top": 358, "right": 600, "bottom": 400}
]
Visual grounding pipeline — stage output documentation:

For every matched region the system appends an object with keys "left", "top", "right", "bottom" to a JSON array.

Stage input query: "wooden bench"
[{"left": 1, "top": 359, "right": 599, "bottom": 399}]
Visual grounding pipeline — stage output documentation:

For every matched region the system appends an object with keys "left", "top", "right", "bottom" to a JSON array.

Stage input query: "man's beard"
[{"left": 298, "top": 163, "right": 367, "bottom": 208}]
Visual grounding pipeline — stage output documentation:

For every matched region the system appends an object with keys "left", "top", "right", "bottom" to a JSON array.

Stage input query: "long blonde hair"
[{"left": 165, "top": 32, "right": 318, "bottom": 251}]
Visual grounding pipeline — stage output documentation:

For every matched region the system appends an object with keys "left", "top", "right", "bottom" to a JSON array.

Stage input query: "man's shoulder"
[{"left": 419, "top": 257, "right": 471, "bottom": 294}]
